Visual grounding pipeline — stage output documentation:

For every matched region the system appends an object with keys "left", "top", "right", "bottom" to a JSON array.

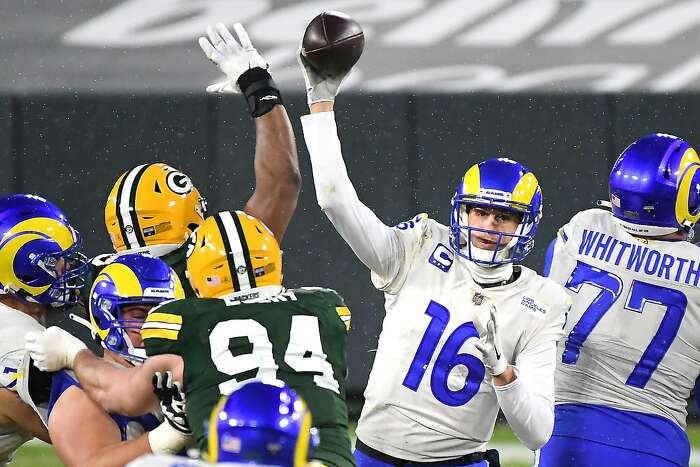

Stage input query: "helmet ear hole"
[{"left": 154, "top": 181, "right": 162, "bottom": 193}]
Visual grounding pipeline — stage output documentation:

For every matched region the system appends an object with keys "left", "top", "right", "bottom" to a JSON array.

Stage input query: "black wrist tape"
[{"left": 237, "top": 67, "right": 283, "bottom": 118}]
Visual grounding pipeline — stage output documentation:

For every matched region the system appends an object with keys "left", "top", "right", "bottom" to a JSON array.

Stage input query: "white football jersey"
[
  {"left": 0, "top": 302, "right": 47, "bottom": 464},
  {"left": 356, "top": 215, "right": 569, "bottom": 461},
  {"left": 549, "top": 208, "right": 700, "bottom": 428}
]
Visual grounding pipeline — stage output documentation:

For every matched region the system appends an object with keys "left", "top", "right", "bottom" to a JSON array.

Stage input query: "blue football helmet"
[
  {"left": 450, "top": 158, "right": 543, "bottom": 265},
  {"left": 207, "top": 380, "right": 319, "bottom": 466},
  {"left": 0, "top": 194, "right": 87, "bottom": 306},
  {"left": 88, "top": 253, "right": 183, "bottom": 364},
  {"left": 610, "top": 133, "right": 700, "bottom": 238}
]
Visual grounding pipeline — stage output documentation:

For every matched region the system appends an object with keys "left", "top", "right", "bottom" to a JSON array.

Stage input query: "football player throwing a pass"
[
  {"left": 297, "top": 51, "right": 570, "bottom": 467},
  {"left": 539, "top": 134, "right": 700, "bottom": 467}
]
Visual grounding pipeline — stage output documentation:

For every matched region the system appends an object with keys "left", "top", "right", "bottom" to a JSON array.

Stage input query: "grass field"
[{"left": 12, "top": 423, "right": 700, "bottom": 467}]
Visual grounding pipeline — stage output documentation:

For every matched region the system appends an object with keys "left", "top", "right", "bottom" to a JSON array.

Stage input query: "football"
[{"left": 301, "top": 11, "right": 365, "bottom": 79}]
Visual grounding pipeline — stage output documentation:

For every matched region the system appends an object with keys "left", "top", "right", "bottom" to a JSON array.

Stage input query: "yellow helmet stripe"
[
  {"left": 462, "top": 164, "right": 481, "bottom": 195},
  {"left": 293, "top": 403, "right": 312, "bottom": 467},
  {"left": 115, "top": 164, "right": 149, "bottom": 250},
  {"left": 678, "top": 148, "right": 700, "bottom": 175},
  {"left": 0, "top": 233, "right": 51, "bottom": 296},
  {"left": 206, "top": 395, "right": 229, "bottom": 463},
  {"left": 676, "top": 163, "right": 700, "bottom": 226},
  {"left": 511, "top": 172, "right": 540, "bottom": 205},
  {"left": 230, "top": 211, "right": 257, "bottom": 288},
  {"left": 7, "top": 218, "right": 75, "bottom": 250},
  {"left": 100, "top": 263, "right": 144, "bottom": 297}
]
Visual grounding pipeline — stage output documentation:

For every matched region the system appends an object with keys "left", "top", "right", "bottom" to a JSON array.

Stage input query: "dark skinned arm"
[{"left": 242, "top": 104, "right": 301, "bottom": 242}]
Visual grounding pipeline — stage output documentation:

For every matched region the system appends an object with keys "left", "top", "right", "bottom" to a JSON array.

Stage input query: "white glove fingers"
[
  {"left": 233, "top": 23, "right": 253, "bottom": 50},
  {"left": 206, "top": 25, "right": 227, "bottom": 53},
  {"left": 215, "top": 22, "right": 237, "bottom": 47},
  {"left": 198, "top": 37, "right": 221, "bottom": 63},
  {"left": 205, "top": 81, "right": 237, "bottom": 94}
]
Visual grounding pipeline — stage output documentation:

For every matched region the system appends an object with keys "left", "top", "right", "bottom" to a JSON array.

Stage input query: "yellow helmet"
[
  {"left": 185, "top": 211, "right": 282, "bottom": 298},
  {"left": 105, "top": 163, "right": 207, "bottom": 254}
]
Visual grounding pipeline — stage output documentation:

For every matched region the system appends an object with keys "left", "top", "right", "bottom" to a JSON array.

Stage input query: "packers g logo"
[{"left": 166, "top": 171, "right": 194, "bottom": 195}]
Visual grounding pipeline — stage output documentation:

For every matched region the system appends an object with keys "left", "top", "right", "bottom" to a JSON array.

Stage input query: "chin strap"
[
  {"left": 596, "top": 200, "right": 612, "bottom": 209},
  {"left": 69, "top": 313, "right": 98, "bottom": 341}
]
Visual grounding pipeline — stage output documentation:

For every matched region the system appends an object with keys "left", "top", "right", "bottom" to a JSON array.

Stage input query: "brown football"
[{"left": 301, "top": 11, "right": 365, "bottom": 79}]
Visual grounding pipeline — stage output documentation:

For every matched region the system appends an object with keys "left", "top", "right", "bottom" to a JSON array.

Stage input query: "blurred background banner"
[
  {"left": 3, "top": 0, "right": 700, "bottom": 93},
  {"left": 2, "top": 0, "right": 700, "bottom": 396}
]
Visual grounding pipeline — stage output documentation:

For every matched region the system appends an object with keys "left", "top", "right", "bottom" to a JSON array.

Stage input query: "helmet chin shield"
[{"left": 449, "top": 158, "right": 542, "bottom": 266}]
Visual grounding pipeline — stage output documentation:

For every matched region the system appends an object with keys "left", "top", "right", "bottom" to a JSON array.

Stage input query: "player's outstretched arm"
[
  {"left": 244, "top": 104, "right": 300, "bottom": 242},
  {"left": 298, "top": 53, "right": 402, "bottom": 278},
  {"left": 71, "top": 351, "right": 183, "bottom": 417},
  {"left": 25, "top": 326, "right": 181, "bottom": 416},
  {"left": 0, "top": 388, "right": 50, "bottom": 443},
  {"left": 199, "top": 22, "right": 301, "bottom": 241}
]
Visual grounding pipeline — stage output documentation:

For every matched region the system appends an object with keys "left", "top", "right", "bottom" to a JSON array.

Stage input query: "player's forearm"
[
  {"left": 74, "top": 434, "right": 152, "bottom": 467},
  {"left": 244, "top": 105, "right": 301, "bottom": 242},
  {"left": 73, "top": 350, "right": 148, "bottom": 415},
  {"left": 494, "top": 374, "right": 554, "bottom": 450},
  {"left": 301, "top": 111, "right": 397, "bottom": 276}
]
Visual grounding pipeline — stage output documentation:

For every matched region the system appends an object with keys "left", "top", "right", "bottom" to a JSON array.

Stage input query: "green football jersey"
[
  {"left": 143, "top": 287, "right": 354, "bottom": 467},
  {"left": 78, "top": 244, "right": 195, "bottom": 310}
]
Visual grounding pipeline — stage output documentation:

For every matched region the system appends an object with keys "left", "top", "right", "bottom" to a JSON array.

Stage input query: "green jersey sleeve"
[{"left": 143, "top": 300, "right": 189, "bottom": 357}]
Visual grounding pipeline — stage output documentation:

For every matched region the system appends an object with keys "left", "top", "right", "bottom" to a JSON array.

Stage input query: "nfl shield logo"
[{"left": 472, "top": 293, "right": 484, "bottom": 305}]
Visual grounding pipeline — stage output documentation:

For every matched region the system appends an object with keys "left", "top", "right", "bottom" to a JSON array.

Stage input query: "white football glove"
[
  {"left": 474, "top": 305, "right": 508, "bottom": 377},
  {"left": 198, "top": 22, "right": 268, "bottom": 94},
  {"left": 297, "top": 47, "right": 346, "bottom": 105},
  {"left": 25, "top": 326, "right": 87, "bottom": 372}
]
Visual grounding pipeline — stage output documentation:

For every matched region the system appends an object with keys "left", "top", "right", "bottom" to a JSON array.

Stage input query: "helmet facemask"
[
  {"left": 93, "top": 294, "right": 165, "bottom": 365},
  {"left": 450, "top": 199, "right": 536, "bottom": 266},
  {"left": 32, "top": 231, "right": 88, "bottom": 306}
]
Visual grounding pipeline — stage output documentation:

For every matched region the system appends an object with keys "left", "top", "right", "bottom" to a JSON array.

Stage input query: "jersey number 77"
[{"left": 562, "top": 260, "right": 687, "bottom": 389}]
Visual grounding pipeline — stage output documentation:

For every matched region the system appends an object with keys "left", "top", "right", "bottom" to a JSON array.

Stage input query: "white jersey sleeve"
[
  {"left": 550, "top": 208, "right": 700, "bottom": 428},
  {"left": 0, "top": 304, "right": 46, "bottom": 414},
  {"left": 493, "top": 273, "right": 569, "bottom": 450},
  {"left": 0, "top": 303, "right": 48, "bottom": 464},
  {"left": 302, "top": 111, "right": 412, "bottom": 290}
]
